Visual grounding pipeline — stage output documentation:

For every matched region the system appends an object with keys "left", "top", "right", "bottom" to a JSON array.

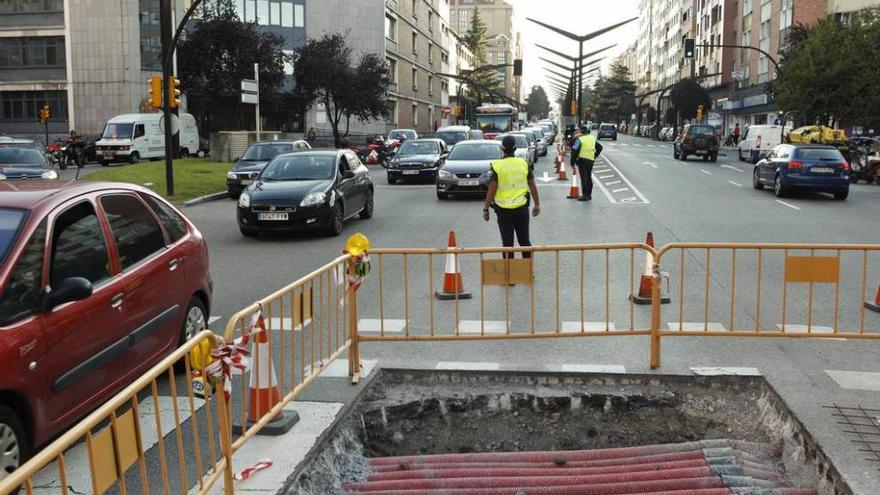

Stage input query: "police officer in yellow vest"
[
  {"left": 483, "top": 135, "right": 541, "bottom": 259},
  {"left": 571, "top": 124, "right": 603, "bottom": 201}
]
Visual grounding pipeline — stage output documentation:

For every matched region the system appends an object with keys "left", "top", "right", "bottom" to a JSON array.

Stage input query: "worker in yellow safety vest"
[
  {"left": 483, "top": 135, "right": 541, "bottom": 259},
  {"left": 571, "top": 124, "right": 603, "bottom": 202}
]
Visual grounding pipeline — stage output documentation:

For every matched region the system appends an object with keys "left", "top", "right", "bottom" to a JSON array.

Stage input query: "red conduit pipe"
[{"left": 347, "top": 477, "right": 729, "bottom": 494}]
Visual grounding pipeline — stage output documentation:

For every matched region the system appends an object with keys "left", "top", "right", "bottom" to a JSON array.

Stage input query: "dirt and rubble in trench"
[{"left": 288, "top": 371, "right": 827, "bottom": 494}]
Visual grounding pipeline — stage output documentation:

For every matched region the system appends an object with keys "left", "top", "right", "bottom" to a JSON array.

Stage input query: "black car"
[
  {"left": 386, "top": 139, "right": 448, "bottom": 184},
  {"left": 674, "top": 124, "right": 720, "bottom": 162},
  {"left": 237, "top": 150, "right": 374, "bottom": 237},
  {"left": 226, "top": 140, "right": 311, "bottom": 198},
  {"left": 0, "top": 146, "right": 58, "bottom": 180}
]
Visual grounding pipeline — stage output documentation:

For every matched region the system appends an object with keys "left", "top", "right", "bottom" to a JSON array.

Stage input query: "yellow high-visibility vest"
[
  {"left": 491, "top": 157, "right": 529, "bottom": 209},
  {"left": 578, "top": 134, "right": 597, "bottom": 160}
]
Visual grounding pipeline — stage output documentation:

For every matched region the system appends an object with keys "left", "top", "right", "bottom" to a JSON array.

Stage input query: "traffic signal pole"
[{"left": 160, "top": 0, "right": 174, "bottom": 196}]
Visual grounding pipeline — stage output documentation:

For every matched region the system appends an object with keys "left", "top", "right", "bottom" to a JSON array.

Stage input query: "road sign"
[
  {"left": 241, "top": 79, "right": 258, "bottom": 94},
  {"left": 241, "top": 93, "right": 259, "bottom": 104}
]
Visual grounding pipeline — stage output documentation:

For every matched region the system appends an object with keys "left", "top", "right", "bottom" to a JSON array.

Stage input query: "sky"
[{"left": 506, "top": 0, "right": 641, "bottom": 103}]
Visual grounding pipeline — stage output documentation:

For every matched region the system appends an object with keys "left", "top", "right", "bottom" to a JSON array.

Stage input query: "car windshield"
[
  {"left": 242, "top": 143, "right": 294, "bottom": 161},
  {"left": 435, "top": 131, "right": 469, "bottom": 145},
  {"left": 260, "top": 155, "right": 336, "bottom": 181},
  {"left": 448, "top": 143, "right": 503, "bottom": 161},
  {"left": 601, "top": 125, "right": 615, "bottom": 130},
  {"left": 0, "top": 147, "right": 46, "bottom": 166},
  {"left": 689, "top": 125, "right": 715, "bottom": 136},
  {"left": 398, "top": 141, "right": 439, "bottom": 155},
  {"left": 796, "top": 148, "right": 845, "bottom": 161},
  {"left": 539, "top": 126, "right": 552, "bottom": 134},
  {"left": 0, "top": 208, "right": 25, "bottom": 265},
  {"left": 389, "top": 130, "right": 416, "bottom": 141},
  {"left": 102, "top": 123, "right": 134, "bottom": 139},
  {"left": 476, "top": 115, "right": 514, "bottom": 134},
  {"left": 495, "top": 134, "right": 529, "bottom": 148}
]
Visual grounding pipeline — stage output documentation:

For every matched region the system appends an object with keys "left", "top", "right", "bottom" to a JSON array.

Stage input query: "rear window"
[
  {"left": 0, "top": 147, "right": 47, "bottom": 166},
  {"left": 435, "top": 131, "right": 469, "bottom": 146},
  {"left": 795, "top": 148, "right": 845, "bottom": 161},
  {"left": 0, "top": 208, "right": 26, "bottom": 265},
  {"left": 688, "top": 125, "right": 715, "bottom": 136},
  {"left": 242, "top": 144, "right": 293, "bottom": 161},
  {"left": 601, "top": 124, "right": 615, "bottom": 130},
  {"left": 495, "top": 134, "right": 529, "bottom": 148},
  {"left": 448, "top": 143, "right": 503, "bottom": 161}
]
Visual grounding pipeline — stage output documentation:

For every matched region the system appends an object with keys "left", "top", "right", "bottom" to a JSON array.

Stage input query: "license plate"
[
  {"left": 811, "top": 167, "right": 835, "bottom": 174},
  {"left": 402, "top": 170, "right": 420, "bottom": 175},
  {"left": 458, "top": 180, "right": 480, "bottom": 186},
  {"left": 258, "top": 213, "right": 288, "bottom": 221},
  {"left": 240, "top": 179, "right": 252, "bottom": 186},
  {"left": 695, "top": 150, "right": 707, "bottom": 155},
  {"left": 103, "top": 152, "right": 114, "bottom": 158}
]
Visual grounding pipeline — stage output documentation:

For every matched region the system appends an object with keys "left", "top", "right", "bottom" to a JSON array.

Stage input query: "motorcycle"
[
  {"left": 848, "top": 140, "right": 880, "bottom": 184},
  {"left": 54, "top": 138, "right": 85, "bottom": 170}
]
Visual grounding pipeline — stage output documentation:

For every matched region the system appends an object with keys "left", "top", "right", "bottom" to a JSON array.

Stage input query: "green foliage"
[
  {"left": 462, "top": 6, "right": 505, "bottom": 103},
  {"left": 775, "top": 14, "right": 880, "bottom": 128},
  {"left": 524, "top": 86, "right": 551, "bottom": 119},
  {"left": 178, "top": 0, "right": 287, "bottom": 132},
  {"left": 591, "top": 63, "right": 636, "bottom": 123},
  {"left": 293, "top": 34, "right": 392, "bottom": 147},
  {"left": 670, "top": 78, "right": 710, "bottom": 120}
]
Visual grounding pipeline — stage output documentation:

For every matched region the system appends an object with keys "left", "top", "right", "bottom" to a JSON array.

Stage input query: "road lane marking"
[
  {"left": 721, "top": 164, "right": 745, "bottom": 173},
  {"left": 612, "top": 187, "right": 630, "bottom": 193},
  {"left": 538, "top": 171, "right": 555, "bottom": 183},
  {"left": 208, "top": 316, "right": 222, "bottom": 327},
  {"left": 358, "top": 319, "right": 406, "bottom": 334},
  {"left": 667, "top": 322, "right": 727, "bottom": 332},
  {"left": 458, "top": 320, "right": 508, "bottom": 334},
  {"left": 700, "top": 169, "right": 712, "bottom": 175},
  {"left": 776, "top": 200, "right": 801, "bottom": 210},
  {"left": 599, "top": 155, "right": 650, "bottom": 204},
  {"left": 591, "top": 174, "right": 617, "bottom": 204},
  {"left": 549, "top": 364, "right": 627, "bottom": 373},
  {"left": 561, "top": 321, "right": 618, "bottom": 332},
  {"left": 727, "top": 180, "right": 743, "bottom": 187},
  {"left": 597, "top": 174, "right": 615, "bottom": 179}
]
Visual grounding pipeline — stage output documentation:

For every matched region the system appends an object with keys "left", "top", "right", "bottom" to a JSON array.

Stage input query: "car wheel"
[
  {"left": 100, "top": 160, "right": 110, "bottom": 167},
  {"left": 436, "top": 190, "right": 449, "bottom": 200},
  {"left": 197, "top": 150, "right": 206, "bottom": 158},
  {"left": 228, "top": 191, "right": 240, "bottom": 199},
  {"left": 0, "top": 405, "right": 28, "bottom": 493},
  {"left": 751, "top": 150, "right": 759, "bottom": 164},
  {"left": 129, "top": 152, "right": 140, "bottom": 164},
  {"left": 359, "top": 189, "right": 374, "bottom": 219},
  {"left": 702, "top": 155, "right": 709, "bottom": 162},
  {"left": 849, "top": 174, "right": 859, "bottom": 184},
  {"left": 180, "top": 297, "right": 207, "bottom": 345},
  {"left": 753, "top": 168, "right": 764, "bottom": 190},
  {"left": 326, "top": 202, "right": 344, "bottom": 237},
  {"left": 179, "top": 148, "right": 190, "bottom": 158},
  {"left": 239, "top": 225, "right": 257, "bottom": 237},
  {"left": 386, "top": 174, "right": 396, "bottom": 185},
  {"left": 774, "top": 175, "right": 787, "bottom": 198},
  {"left": 834, "top": 190, "right": 849, "bottom": 200},
  {"left": 737, "top": 149, "right": 743, "bottom": 161},
  {"left": 679, "top": 153, "right": 688, "bottom": 161}
]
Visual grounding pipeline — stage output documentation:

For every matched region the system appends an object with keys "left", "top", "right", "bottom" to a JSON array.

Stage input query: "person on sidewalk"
[
  {"left": 483, "top": 135, "right": 541, "bottom": 259},
  {"left": 732, "top": 123, "right": 741, "bottom": 145},
  {"left": 571, "top": 124, "right": 603, "bottom": 202}
]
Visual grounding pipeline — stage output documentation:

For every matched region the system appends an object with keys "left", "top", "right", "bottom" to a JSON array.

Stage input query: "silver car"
[
  {"left": 436, "top": 140, "right": 503, "bottom": 200},
  {"left": 496, "top": 133, "right": 535, "bottom": 166},
  {"left": 525, "top": 128, "right": 549, "bottom": 156}
]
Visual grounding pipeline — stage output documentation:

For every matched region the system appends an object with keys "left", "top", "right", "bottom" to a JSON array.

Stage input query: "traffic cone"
[
  {"left": 866, "top": 284, "right": 880, "bottom": 313},
  {"left": 435, "top": 231, "right": 472, "bottom": 300},
  {"left": 557, "top": 158, "right": 568, "bottom": 181},
  {"left": 566, "top": 173, "right": 581, "bottom": 199},
  {"left": 555, "top": 148, "right": 563, "bottom": 172},
  {"left": 237, "top": 314, "right": 299, "bottom": 435},
  {"left": 630, "top": 232, "right": 671, "bottom": 305}
]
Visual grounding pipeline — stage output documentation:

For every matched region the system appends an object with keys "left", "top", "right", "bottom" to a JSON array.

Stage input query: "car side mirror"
[
  {"left": 342, "top": 170, "right": 356, "bottom": 180},
  {"left": 40, "top": 277, "right": 92, "bottom": 312},
  {"left": 249, "top": 172, "right": 260, "bottom": 180},
  {"left": 233, "top": 156, "right": 240, "bottom": 163}
]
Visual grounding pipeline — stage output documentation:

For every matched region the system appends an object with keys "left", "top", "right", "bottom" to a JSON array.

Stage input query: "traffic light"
[
  {"left": 167, "top": 76, "right": 181, "bottom": 109},
  {"left": 148, "top": 75, "right": 163, "bottom": 109},
  {"left": 455, "top": 105, "right": 463, "bottom": 118},
  {"left": 584, "top": 106, "right": 591, "bottom": 121},
  {"left": 38, "top": 104, "right": 51, "bottom": 124},
  {"left": 513, "top": 59, "right": 523, "bottom": 77},
  {"left": 696, "top": 104, "right": 704, "bottom": 122},
  {"left": 569, "top": 100, "right": 576, "bottom": 116},
  {"left": 684, "top": 38, "right": 696, "bottom": 59}
]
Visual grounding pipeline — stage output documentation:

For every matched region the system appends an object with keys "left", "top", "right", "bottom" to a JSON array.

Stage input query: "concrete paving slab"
[
  {"left": 458, "top": 320, "right": 508, "bottom": 334},
  {"left": 826, "top": 370, "right": 880, "bottom": 392},
  {"left": 436, "top": 361, "right": 500, "bottom": 371},
  {"left": 561, "top": 321, "right": 618, "bottom": 332},
  {"left": 358, "top": 318, "right": 406, "bottom": 334},
  {"left": 548, "top": 364, "right": 628, "bottom": 373},
  {"left": 690, "top": 367, "right": 762, "bottom": 376},
  {"left": 667, "top": 322, "right": 728, "bottom": 332}
]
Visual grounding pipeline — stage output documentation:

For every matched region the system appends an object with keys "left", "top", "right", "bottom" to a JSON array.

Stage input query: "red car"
[{"left": 0, "top": 181, "right": 211, "bottom": 479}]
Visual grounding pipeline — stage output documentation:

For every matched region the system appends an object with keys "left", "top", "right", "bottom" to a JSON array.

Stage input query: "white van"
[
  {"left": 95, "top": 112, "right": 199, "bottom": 165},
  {"left": 738, "top": 125, "right": 786, "bottom": 164}
]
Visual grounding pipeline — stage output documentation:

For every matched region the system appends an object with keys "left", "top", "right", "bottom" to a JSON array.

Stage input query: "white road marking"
[
  {"left": 727, "top": 180, "right": 743, "bottom": 187},
  {"left": 667, "top": 322, "right": 727, "bottom": 332},
  {"left": 265, "top": 317, "right": 312, "bottom": 332},
  {"left": 208, "top": 316, "right": 222, "bottom": 327},
  {"left": 631, "top": 144, "right": 641, "bottom": 147},
  {"left": 826, "top": 370, "right": 880, "bottom": 392},
  {"left": 599, "top": 155, "right": 650, "bottom": 204},
  {"left": 305, "top": 358, "right": 377, "bottom": 378},
  {"left": 721, "top": 164, "right": 745, "bottom": 173},
  {"left": 604, "top": 180, "right": 622, "bottom": 186},
  {"left": 458, "top": 320, "right": 508, "bottom": 334},
  {"left": 597, "top": 174, "right": 615, "bottom": 179},
  {"left": 649, "top": 164, "right": 658, "bottom": 169},
  {"left": 436, "top": 361, "right": 500, "bottom": 371},
  {"left": 561, "top": 321, "right": 618, "bottom": 332},
  {"left": 612, "top": 187, "right": 630, "bottom": 193},
  {"left": 550, "top": 364, "right": 627, "bottom": 374},
  {"left": 358, "top": 319, "right": 406, "bottom": 334},
  {"left": 775, "top": 200, "right": 801, "bottom": 210},
  {"left": 690, "top": 367, "right": 762, "bottom": 376},
  {"left": 776, "top": 324, "right": 835, "bottom": 334},
  {"left": 700, "top": 169, "right": 712, "bottom": 175},
  {"left": 591, "top": 174, "right": 617, "bottom": 204}
]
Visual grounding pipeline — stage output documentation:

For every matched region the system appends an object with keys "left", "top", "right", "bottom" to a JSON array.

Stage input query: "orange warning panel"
[
  {"left": 482, "top": 258, "right": 533, "bottom": 286},
  {"left": 784, "top": 255, "right": 839, "bottom": 284}
]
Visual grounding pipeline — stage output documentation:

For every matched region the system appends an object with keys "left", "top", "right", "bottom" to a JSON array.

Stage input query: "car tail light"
[
  {"left": 787, "top": 160, "right": 804, "bottom": 169},
  {"left": 840, "top": 162, "right": 851, "bottom": 171}
]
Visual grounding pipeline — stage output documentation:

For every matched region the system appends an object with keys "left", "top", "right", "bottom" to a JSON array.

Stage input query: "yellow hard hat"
[{"left": 346, "top": 233, "right": 370, "bottom": 256}]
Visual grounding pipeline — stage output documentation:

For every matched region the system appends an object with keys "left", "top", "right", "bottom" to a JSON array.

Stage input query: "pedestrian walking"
[
  {"left": 571, "top": 124, "right": 603, "bottom": 202},
  {"left": 732, "top": 123, "right": 740, "bottom": 145},
  {"left": 483, "top": 135, "right": 541, "bottom": 259}
]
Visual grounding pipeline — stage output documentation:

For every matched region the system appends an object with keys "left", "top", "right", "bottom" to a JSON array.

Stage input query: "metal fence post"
[
  {"left": 213, "top": 349, "right": 236, "bottom": 494},
  {"left": 348, "top": 260, "right": 361, "bottom": 384},
  {"left": 650, "top": 268, "right": 662, "bottom": 369}
]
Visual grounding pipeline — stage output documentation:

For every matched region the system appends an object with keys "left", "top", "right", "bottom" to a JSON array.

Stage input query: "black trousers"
[
  {"left": 576, "top": 158, "right": 594, "bottom": 198},
  {"left": 496, "top": 205, "right": 531, "bottom": 259}
]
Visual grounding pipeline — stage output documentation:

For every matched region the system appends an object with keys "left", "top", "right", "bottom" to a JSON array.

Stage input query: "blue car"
[{"left": 752, "top": 144, "right": 850, "bottom": 200}]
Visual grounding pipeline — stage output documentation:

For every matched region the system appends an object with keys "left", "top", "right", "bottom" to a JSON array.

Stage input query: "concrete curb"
[{"left": 183, "top": 191, "right": 228, "bottom": 206}]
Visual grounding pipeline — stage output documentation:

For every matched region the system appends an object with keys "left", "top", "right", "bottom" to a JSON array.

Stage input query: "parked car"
[
  {"left": 470, "top": 129, "right": 485, "bottom": 140},
  {"left": 0, "top": 136, "right": 40, "bottom": 150},
  {"left": 387, "top": 129, "right": 418, "bottom": 144},
  {"left": 435, "top": 126, "right": 478, "bottom": 147},
  {"left": 495, "top": 133, "right": 534, "bottom": 166},
  {"left": 524, "top": 128, "right": 549, "bottom": 156},
  {"left": 657, "top": 127, "right": 670, "bottom": 141},
  {"left": 738, "top": 125, "right": 785, "bottom": 164},
  {"left": 226, "top": 140, "right": 311, "bottom": 198},
  {"left": 537, "top": 124, "right": 555, "bottom": 145},
  {"left": 237, "top": 150, "right": 374, "bottom": 237},
  {"left": 598, "top": 123, "right": 618, "bottom": 141},
  {"left": 0, "top": 181, "right": 211, "bottom": 479},
  {"left": 673, "top": 124, "right": 719, "bottom": 162},
  {"left": 95, "top": 113, "right": 200, "bottom": 165},
  {"left": 436, "top": 140, "right": 503, "bottom": 200},
  {"left": 752, "top": 144, "right": 850, "bottom": 200},
  {"left": 386, "top": 138, "right": 448, "bottom": 184},
  {"left": 0, "top": 146, "right": 58, "bottom": 180},
  {"left": 787, "top": 126, "right": 848, "bottom": 147}
]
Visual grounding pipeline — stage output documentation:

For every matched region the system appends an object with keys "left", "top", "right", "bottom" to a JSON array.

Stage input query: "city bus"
[{"left": 475, "top": 103, "right": 517, "bottom": 139}]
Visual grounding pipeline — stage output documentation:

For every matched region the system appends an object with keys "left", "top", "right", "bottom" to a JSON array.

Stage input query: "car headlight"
[
  {"left": 40, "top": 170, "right": 58, "bottom": 180},
  {"left": 238, "top": 193, "right": 250, "bottom": 208},
  {"left": 387, "top": 161, "right": 398, "bottom": 169},
  {"left": 424, "top": 161, "right": 438, "bottom": 168},
  {"left": 0, "top": 173, "right": 6, "bottom": 181},
  {"left": 438, "top": 169, "right": 454, "bottom": 179},
  {"left": 300, "top": 192, "right": 326, "bottom": 207},
  {"left": 227, "top": 171, "right": 237, "bottom": 179}
]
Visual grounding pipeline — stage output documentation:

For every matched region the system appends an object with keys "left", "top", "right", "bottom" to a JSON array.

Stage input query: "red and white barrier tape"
[{"left": 233, "top": 459, "right": 273, "bottom": 481}]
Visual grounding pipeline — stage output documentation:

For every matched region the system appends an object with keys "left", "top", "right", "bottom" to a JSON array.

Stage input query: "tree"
[
  {"left": 293, "top": 33, "right": 392, "bottom": 147},
  {"left": 178, "top": 0, "right": 287, "bottom": 132},
  {"left": 462, "top": 6, "right": 504, "bottom": 105},
  {"left": 524, "top": 86, "right": 551, "bottom": 119},
  {"left": 591, "top": 63, "right": 636, "bottom": 124},
  {"left": 669, "top": 78, "right": 710, "bottom": 120}
]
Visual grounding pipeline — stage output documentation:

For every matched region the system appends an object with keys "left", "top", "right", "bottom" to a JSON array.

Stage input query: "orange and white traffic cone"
[
  {"left": 866, "top": 284, "right": 880, "bottom": 313},
  {"left": 566, "top": 173, "right": 581, "bottom": 199},
  {"left": 630, "top": 232, "right": 671, "bottom": 305},
  {"left": 555, "top": 148, "right": 563, "bottom": 172},
  {"left": 557, "top": 158, "right": 568, "bottom": 181},
  {"left": 239, "top": 314, "right": 299, "bottom": 435},
  {"left": 435, "top": 230, "right": 472, "bottom": 300}
]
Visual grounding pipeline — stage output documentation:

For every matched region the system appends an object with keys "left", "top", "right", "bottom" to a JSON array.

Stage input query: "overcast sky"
[{"left": 507, "top": 0, "right": 641, "bottom": 102}]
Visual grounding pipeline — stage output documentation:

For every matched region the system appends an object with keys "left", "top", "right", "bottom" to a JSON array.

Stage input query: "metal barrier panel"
[
  {"left": 0, "top": 330, "right": 233, "bottom": 495},
  {"left": 222, "top": 254, "right": 355, "bottom": 452},
  {"left": 655, "top": 244, "right": 880, "bottom": 338},
  {"left": 359, "top": 244, "right": 655, "bottom": 341}
]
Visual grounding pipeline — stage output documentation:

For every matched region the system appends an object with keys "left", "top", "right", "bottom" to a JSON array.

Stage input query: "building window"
[
  {"left": 244, "top": 0, "right": 256, "bottom": 22},
  {"left": 0, "top": 37, "right": 65, "bottom": 68},
  {"left": 412, "top": 67, "right": 418, "bottom": 91},
  {"left": 269, "top": 0, "right": 280, "bottom": 25},
  {"left": 257, "top": 0, "right": 269, "bottom": 25},
  {"left": 385, "top": 14, "right": 397, "bottom": 41},
  {"left": 412, "top": 32, "right": 418, "bottom": 54},
  {"left": 139, "top": 0, "right": 161, "bottom": 71},
  {"left": 779, "top": 0, "right": 793, "bottom": 31},
  {"left": 283, "top": 49, "right": 294, "bottom": 75},
  {"left": 428, "top": 43, "right": 433, "bottom": 65},
  {"left": 316, "top": 102, "right": 327, "bottom": 124},
  {"left": 0, "top": 0, "right": 63, "bottom": 13},
  {"left": 388, "top": 99, "right": 398, "bottom": 124},
  {"left": 413, "top": 103, "right": 419, "bottom": 127},
  {"left": 294, "top": 4, "right": 303, "bottom": 27},
  {"left": 411, "top": 0, "right": 417, "bottom": 18},
  {"left": 1, "top": 90, "right": 68, "bottom": 121},
  {"left": 428, "top": 75, "right": 433, "bottom": 96},
  {"left": 428, "top": 10, "right": 433, "bottom": 32},
  {"left": 280, "top": 1, "right": 293, "bottom": 27},
  {"left": 387, "top": 57, "right": 397, "bottom": 83}
]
